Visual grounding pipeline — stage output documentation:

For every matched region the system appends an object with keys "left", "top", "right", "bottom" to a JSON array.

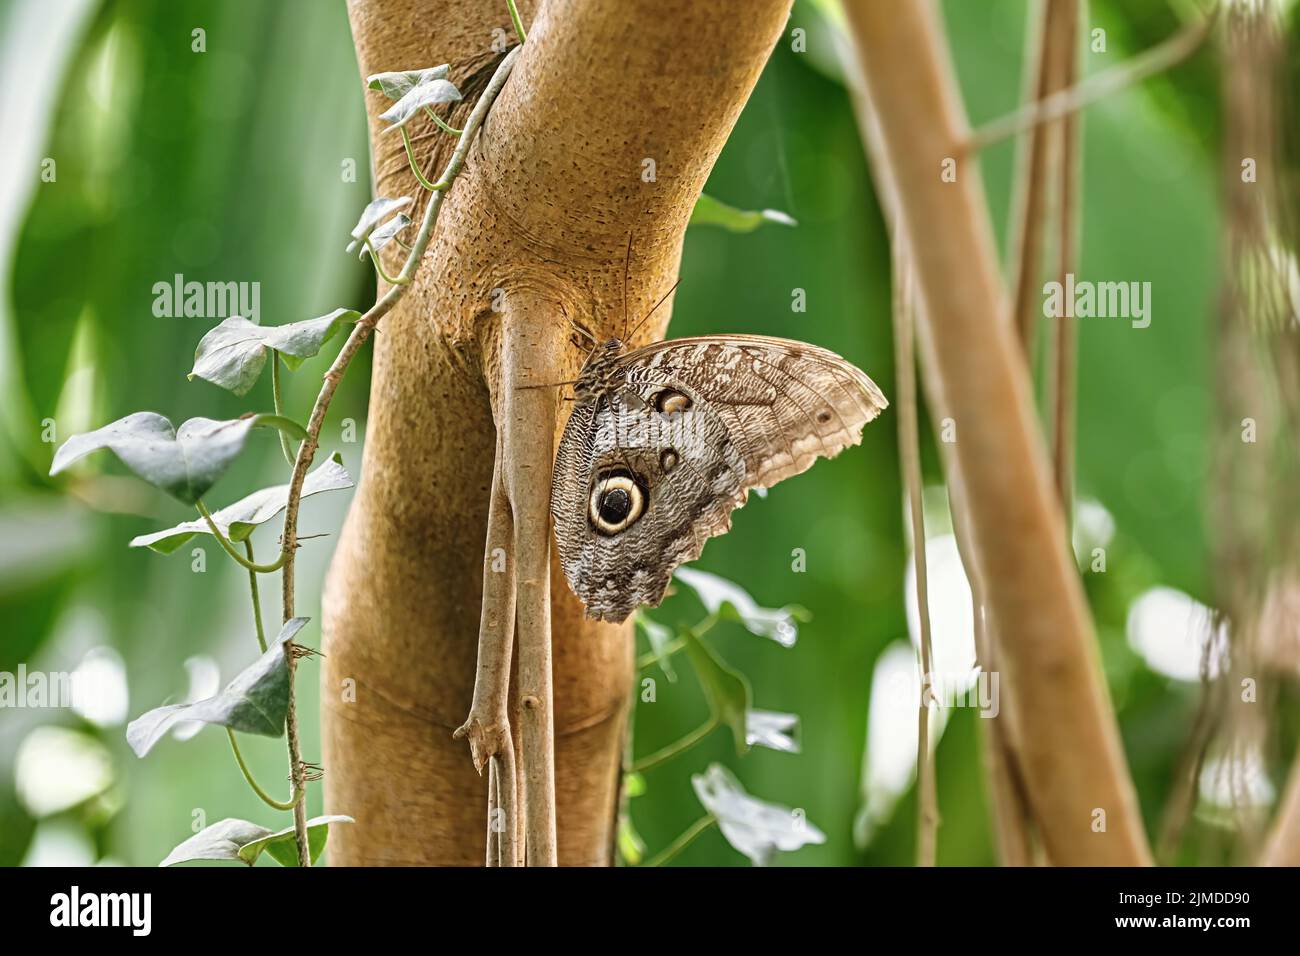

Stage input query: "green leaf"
[
  {"left": 346, "top": 196, "right": 412, "bottom": 255},
  {"left": 624, "top": 771, "right": 646, "bottom": 798},
  {"left": 689, "top": 193, "right": 797, "bottom": 233},
  {"left": 691, "top": 764, "right": 825, "bottom": 866},
  {"left": 366, "top": 65, "right": 450, "bottom": 99},
  {"left": 50, "top": 412, "right": 305, "bottom": 504},
  {"left": 126, "top": 618, "right": 309, "bottom": 756},
  {"left": 189, "top": 309, "right": 361, "bottom": 394},
  {"left": 378, "top": 73, "right": 462, "bottom": 129},
  {"left": 635, "top": 612, "right": 677, "bottom": 682},
  {"left": 617, "top": 815, "right": 646, "bottom": 866},
  {"left": 130, "top": 452, "right": 352, "bottom": 554},
  {"left": 674, "top": 567, "right": 808, "bottom": 646},
  {"left": 159, "top": 818, "right": 271, "bottom": 867},
  {"left": 237, "top": 815, "right": 354, "bottom": 867},
  {"left": 683, "top": 628, "right": 751, "bottom": 755},
  {"left": 158, "top": 814, "right": 352, "bottom": 866}
]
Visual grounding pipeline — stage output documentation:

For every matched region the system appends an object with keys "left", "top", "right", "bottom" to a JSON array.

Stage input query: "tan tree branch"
[
  {"left": 328, "top": 0, "right": 792, "bottom": 866},
  {"left": 841, "top": 0, "right": 1151, "bottom": 865}
]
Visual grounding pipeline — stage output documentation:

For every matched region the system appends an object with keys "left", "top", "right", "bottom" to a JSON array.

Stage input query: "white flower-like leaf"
[
  {"left": 745, "top": 709, "right": 800, "bottom": 754},
  {"left": 674, "top": 567, "right": 805, "bottom": 646},
  {"left": 691, "top": 764, "right": 824, "bottom": 865},
  {"left": 347, "top": 196, "right": 412, "bottom": 255}
]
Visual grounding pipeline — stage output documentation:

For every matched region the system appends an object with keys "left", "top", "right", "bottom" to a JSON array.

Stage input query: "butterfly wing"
[
  {"left": 620, "top": 335, "right": 888, "bottom": 490},
  {"left": 550, "top": 335, "right": 888, "bottom": 622},
  {"left": 552, "top": 376, "right": 747, "bottom": 622}
]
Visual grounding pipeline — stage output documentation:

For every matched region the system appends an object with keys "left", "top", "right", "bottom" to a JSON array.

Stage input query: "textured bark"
[
  {"left": 323, "top": 0, "right": 791, "bottom": 865},
  {"left": 842, "top": 0, "right": 1151, "bottom": 865}
]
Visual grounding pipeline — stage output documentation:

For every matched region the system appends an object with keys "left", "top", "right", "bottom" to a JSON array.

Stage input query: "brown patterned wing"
[
  {"left": 551, "top": 377, "right": 748, "bottom": 622},
  {"left": 619, "top": 335, "right": 888, "bottom": 492},
  {"left": 550, "top": 335, "right": 888, "bottom": 623}
]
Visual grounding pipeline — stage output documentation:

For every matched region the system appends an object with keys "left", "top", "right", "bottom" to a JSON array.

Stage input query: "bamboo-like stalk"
[{"left": 841, "top": 0, "right": 1150, "bottom": 865}]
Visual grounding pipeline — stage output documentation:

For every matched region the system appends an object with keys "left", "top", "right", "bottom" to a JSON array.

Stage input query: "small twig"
[
  {"left": 630, "top": 717, "right": 718, "bottom": 774},
  {"left": 244, "top": 540, "right": 268, "bottom": 653},
  {"left": 644, "top": 815, "right": 715, "bottom": 867},
  {"left": 507, "top": 0, "right": 528, "bottom": 43},
  {"left": 893, "top": 244, "right": 939, "bottom": 867},
  {"left": 455, "top": 438, "right": 519, "bottom": 866},
  {"left": 964, "top": 5, "right": 1218, "bottom": 153},
  {"left": 1006, "top": 0, "right": 1065, "bottom": 354},
  {"left": 1048, "top": 0, "right": 1081, "bottom": 521},
  {"left": 271, "top": 357, "right": 296, "bottom": 467},
  {"left": 399, "top": 124, "right": 446, "bottom": 192},
  {"left": 196, "top": 501, "right": 286, "bottom": 573},
  {"left": 227, "top": 729, "right": 301, "bottom": 811},
  {"left": 424, "top": 105, "right": 462, "bottom": 136}
]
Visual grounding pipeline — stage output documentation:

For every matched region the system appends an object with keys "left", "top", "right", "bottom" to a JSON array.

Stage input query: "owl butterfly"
[{"left": 550, "top": 279, "right": 888, "bottom": 623}]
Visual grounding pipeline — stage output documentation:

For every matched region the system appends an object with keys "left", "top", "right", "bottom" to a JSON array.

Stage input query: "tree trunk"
[{"left": 323, "top": 0, "right": 791, "bottom": 865}]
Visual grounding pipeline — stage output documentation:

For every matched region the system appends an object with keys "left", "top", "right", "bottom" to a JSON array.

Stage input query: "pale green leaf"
[
  {"left": 238, "top": 815, "right": 353, "bottom": 867},
  {"left": 366, "top": 65, "right": 449, "bottom": 99},
  {"left": 683, "top": 628, "right": 751, "bottom": 754},
  {"left": 126, "top": 618, "right": 308, "bottom": 756},
  {"left": 189, "top": 309, "right": 361, "bottom": 393},
  {"left": 129, "top": 452, "right": 352, "bottom": 554},
  {"left": 689, "top": 193, "right": 797, "bottom": 233},
  {"left": 50, "top": 412, "right": 305, "bottom": 504}
]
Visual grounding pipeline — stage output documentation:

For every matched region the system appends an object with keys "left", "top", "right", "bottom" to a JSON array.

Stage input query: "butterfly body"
[{"left": 551, "top": 334, "right": 887, "bottom": 623}]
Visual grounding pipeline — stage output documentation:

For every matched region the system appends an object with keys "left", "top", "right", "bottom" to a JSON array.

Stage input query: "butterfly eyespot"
[
  {"left": 817, "top": 410, "right": 832, "bottom": 424},
  {"left": 654, "top": 389, "right": 692, "bottom": 417},
  {"left": 589, "top": 471, "right": 646, "bottom": 536},
  {"left": 660, "top": 449, "right": 680, "bottom": 474}
]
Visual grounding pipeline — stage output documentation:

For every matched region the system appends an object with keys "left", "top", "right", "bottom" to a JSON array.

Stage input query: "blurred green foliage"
[{"left": 0, "top": 0, "right": 1278, "bottom": 867}]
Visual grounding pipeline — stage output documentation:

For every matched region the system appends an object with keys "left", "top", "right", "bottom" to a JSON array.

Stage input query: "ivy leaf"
[
  {"left": 159, "top": 814, "right": 352, "bottom": 867},
  {"left": 746, "top": 709, "right": 800, "bottom": 754},
  {"left": 129, "top": 453, "right": 353, "bottom": 555},
  {"left": 691, "top": 764, "right": 826, "bottom": 866},
  {"left": 689, "top": 193, "right": 797, "bottom": 233},
  {"left": 50, "top": 412, "right": 306, "bottom": 505},
  {"left": 346, "top": 196, "right": 412, "bottom": 255},
  {"left": 674, "top": 567, "right": 808, "bottom": 647},
  {"left": 635, "top": 612, "right": 677, "bottom": 682},
  {"left": 126, "top": 618, "right": 309, "bottom": 756},
  {"left": 683, "top": 628, "right": 751, "bottom": 755},
  {"left": 158, "top": 818, "right": 271, "bottom": 867},
  {"left": 367, "top": 213, "right": 412, "bottom": 258},
  {"left": 189, "top": 309, "right": 361, "bottom": 395},
  {"left": 366, "top": 65, "right": 450, "bottom": 99},
  {"left": 378, "top": 73, "right": 462, "bottom": 129},
  {"left": 237, "top": 815, "right": 354, "bottom": 867}
]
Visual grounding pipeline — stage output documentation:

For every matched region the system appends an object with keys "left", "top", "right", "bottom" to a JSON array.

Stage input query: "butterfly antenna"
[
  {"left": 621, "top": 232, "right": 633, "bottom": 341},
  {"left": 626, "top": 275, "right": 682, "bottom": 344}
]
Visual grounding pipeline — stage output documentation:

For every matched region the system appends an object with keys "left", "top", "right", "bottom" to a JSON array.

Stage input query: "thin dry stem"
[
  {"left": 893, "top": 248, "right": 939, "bottom": 866},
  {"left": 1048, "top": 0, "right": 1081, "bottom": 518},
  {"left": 965, "top": 5, "right": 1218, "bottom": 153},
  {"left": 501, "top": 297, "right": 565, "bottom": 865}
]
